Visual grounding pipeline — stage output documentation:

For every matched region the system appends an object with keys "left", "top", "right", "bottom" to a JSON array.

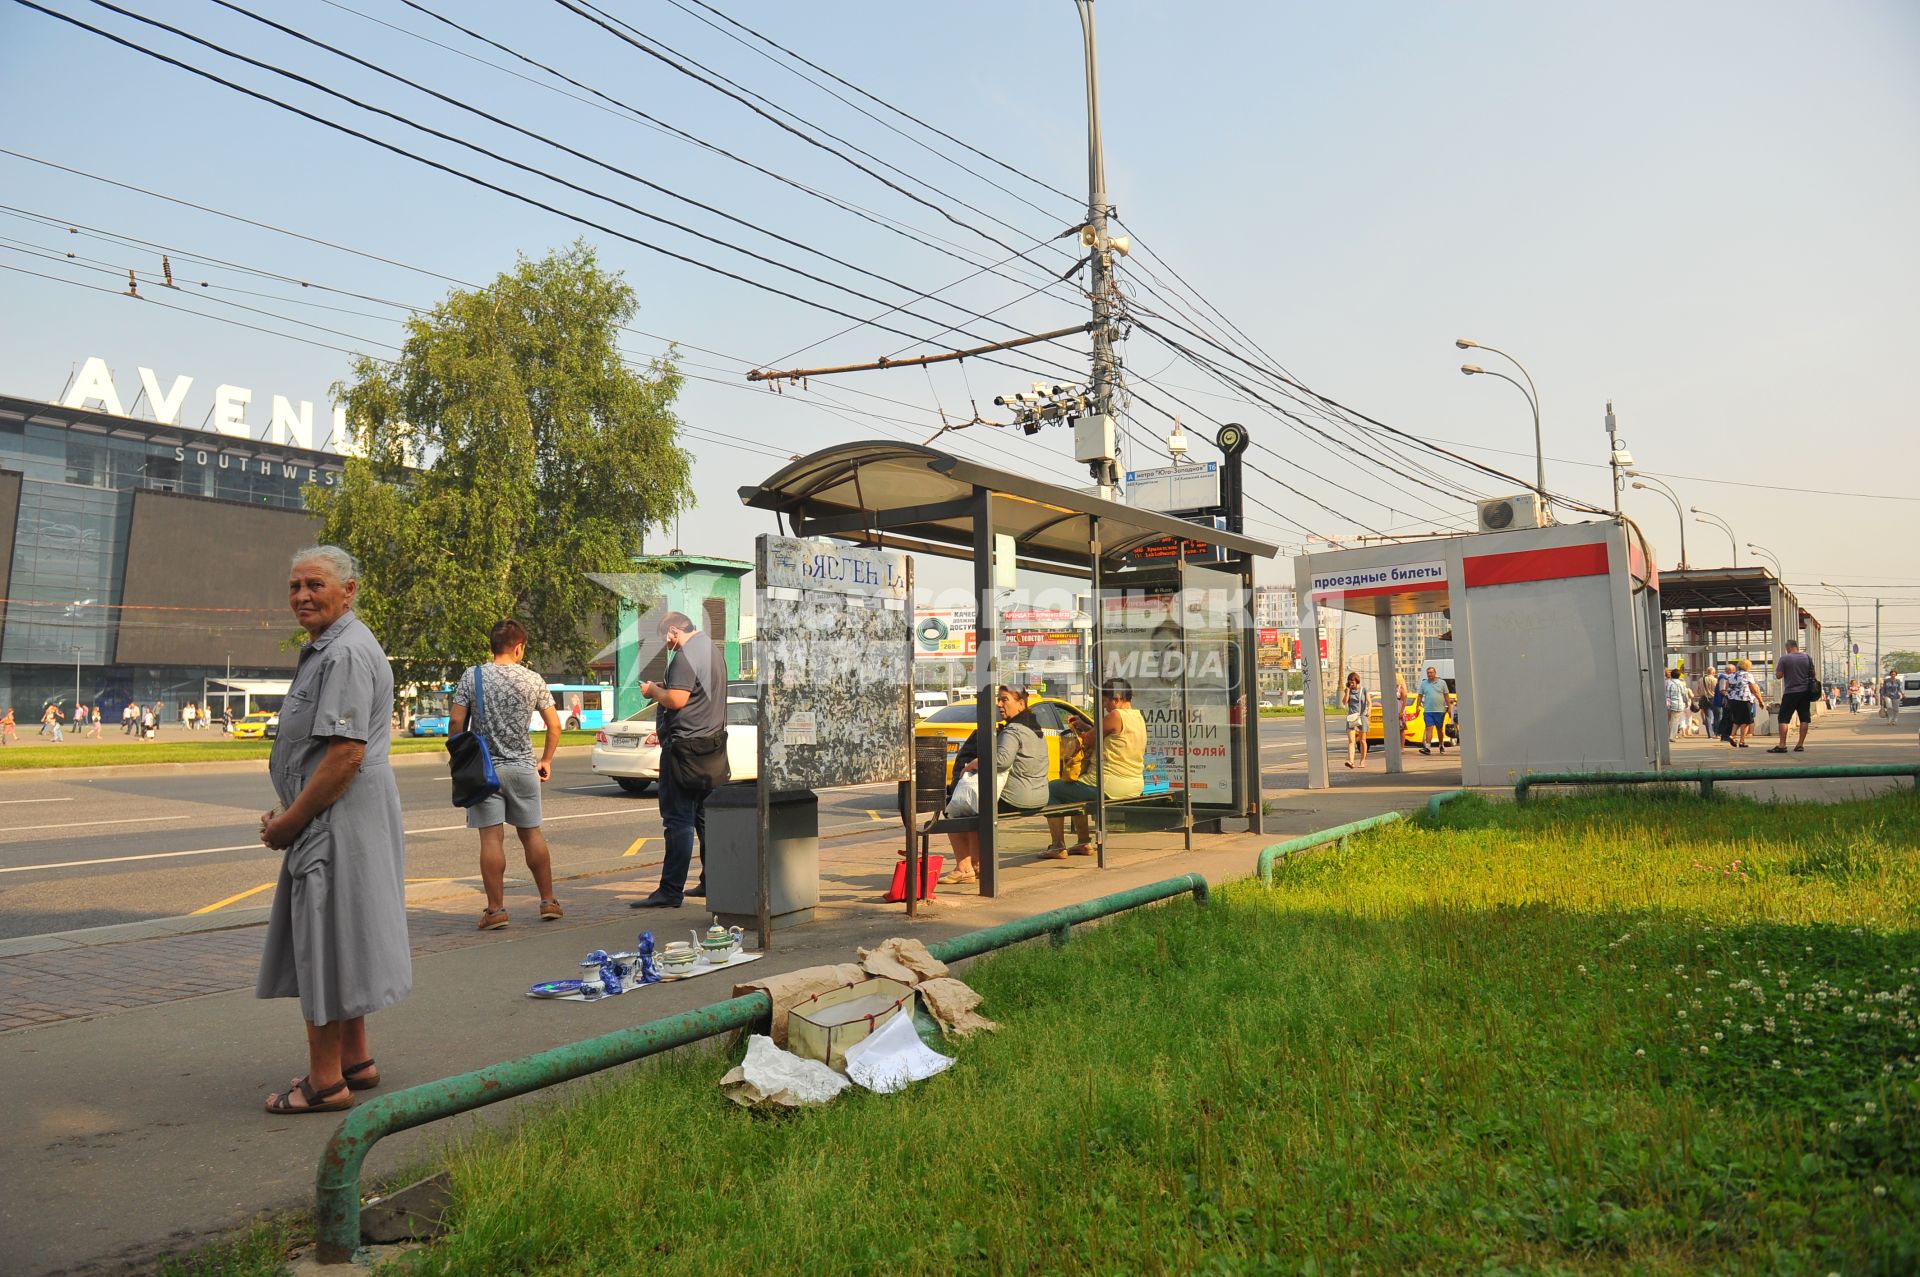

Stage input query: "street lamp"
[
  {"left": 1821, "top": 581, "right": 1853, "bottom": 683},
  {"left": 1690, "top": 507, "right": 1737, "bottom": 566},
  {"left": 1626, "top": 472, "right": 1686, "bottom": 569},
  {"left": 1457, "top": 338, "right": 1546, "bottom": 508},
  {"left": 1746, "top": 543, "right": 1784, "bottom": 578}
]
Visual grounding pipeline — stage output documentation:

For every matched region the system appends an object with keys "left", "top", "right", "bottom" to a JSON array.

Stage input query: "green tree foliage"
[
  {"left": 1883, "top": 650, "right": 1920, "bottom": 673},
  {"left": 310, "top": 243, "right": 690, "bottom": 684}
]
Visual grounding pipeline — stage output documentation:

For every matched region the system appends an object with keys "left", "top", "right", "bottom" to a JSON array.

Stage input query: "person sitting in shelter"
[
  {"left": 939, "top": 685, "right": 1048, "bottom": 886},
  {"left": 1041, "top": 678, "right": 1147, "bottom": 859}
]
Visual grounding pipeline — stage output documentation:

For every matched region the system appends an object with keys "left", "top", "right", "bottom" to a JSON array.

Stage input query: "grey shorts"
[{"left": 466, "top": 763, "right": 543, "bottom": 829}]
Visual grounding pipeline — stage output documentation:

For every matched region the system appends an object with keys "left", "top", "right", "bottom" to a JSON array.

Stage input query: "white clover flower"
[
  {"left": 1714, "top": 1032, "right": 1724, "bottom": 1041},
  {"left": 1771, "top": 1060, "right": 1782, "bottom": 1069},
  {"left": 1635, "top": 1048, "right": 1646, "bottom": 1058},
  {"left": 1874, "top": 1185, "right": 1888, "bottom": 1198},
  {"left": 1864, "top": 1101, "right": 1877, "bottom": 1113},
  {"left": 1699, "top": 1045, "right": 1710, "bottom": 1055}
]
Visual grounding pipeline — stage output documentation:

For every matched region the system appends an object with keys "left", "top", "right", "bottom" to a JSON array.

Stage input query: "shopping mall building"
[{"left": 0, "top": 370, "right": 339, "bottom": 722}]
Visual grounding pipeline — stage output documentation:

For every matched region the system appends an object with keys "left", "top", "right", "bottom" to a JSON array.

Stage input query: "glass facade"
[{"left": 0, "top": 398, "right": 346, "bottom": 720}]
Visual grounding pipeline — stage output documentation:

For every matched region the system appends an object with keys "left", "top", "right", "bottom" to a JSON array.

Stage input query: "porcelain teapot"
[{"left": 694, "top": 918, "right": 744, "bottom": 963}]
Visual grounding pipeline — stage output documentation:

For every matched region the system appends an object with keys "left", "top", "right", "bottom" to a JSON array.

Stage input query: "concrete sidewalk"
[{"left": 4, "top": 716, "right": 1913, "bottom": 1276}]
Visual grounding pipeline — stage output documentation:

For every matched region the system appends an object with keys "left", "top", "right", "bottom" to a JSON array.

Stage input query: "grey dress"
[{"left": 255, "top": 611, "right": 412, "bottom": 1025}]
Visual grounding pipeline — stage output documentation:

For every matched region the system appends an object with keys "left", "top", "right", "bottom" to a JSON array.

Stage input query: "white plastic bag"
[
  {"left": 944, "top": 771, "right": 979, "bottom": 817},
  {"left": 843, "top": 1002, "right": 953, "bottom": 1093}
]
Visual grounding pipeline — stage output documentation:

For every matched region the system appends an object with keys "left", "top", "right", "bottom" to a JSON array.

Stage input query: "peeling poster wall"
[{"left": 756, "top": 535, "right": 910, "bottom": 791}]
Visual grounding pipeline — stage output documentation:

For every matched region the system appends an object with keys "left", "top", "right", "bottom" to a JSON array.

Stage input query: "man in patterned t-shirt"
[{"left": 450, "top": 618, "right": 564, "bottom": 930}]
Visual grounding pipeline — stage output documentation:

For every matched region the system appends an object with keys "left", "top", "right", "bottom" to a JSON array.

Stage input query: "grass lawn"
[
  {"left": 159, "top": 789, "right": 1920, "bottom": 1275},
  {"left": 0, "top": 732, "right": 598, "bottom": 771}
]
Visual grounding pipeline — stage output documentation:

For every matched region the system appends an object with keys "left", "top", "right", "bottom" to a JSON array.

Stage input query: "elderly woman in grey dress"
[{"left": 256, "top": 546, "right": 411, "bottom": 1114}]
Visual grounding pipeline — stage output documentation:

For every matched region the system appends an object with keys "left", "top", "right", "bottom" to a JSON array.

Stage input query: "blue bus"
[{"left": 406, "top": 681, "right": 613, "bottom": 735}]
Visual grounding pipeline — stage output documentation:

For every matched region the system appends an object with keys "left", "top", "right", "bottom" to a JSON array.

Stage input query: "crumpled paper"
[
  {"left": 857, "top": 937, "right": 949, "bottom": 986},
  {"left": 915, "top": 977, "right": 999, "bottom": 1037},
  {"left": 719, "top": 1034, "right": 850, "bottom": 1108},
  {"left": 733, "top": 963, "right": 867, "bottom": 1047},
  {"left": 842, "top": 1003, "right": 954, "bottom": 1093}
]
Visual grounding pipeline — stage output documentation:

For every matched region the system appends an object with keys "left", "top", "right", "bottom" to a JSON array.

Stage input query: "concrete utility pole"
[
  {"left": 1076, "top": 0, "right": 1125, "bottom": 497},
  {"left": 1875, "top": 598, "right": 1881, "bottom": 677}
]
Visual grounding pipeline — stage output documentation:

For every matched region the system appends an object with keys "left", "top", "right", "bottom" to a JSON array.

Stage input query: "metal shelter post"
[
  {"left": 1298, "top": 552, "right": 1329, "bottom": 790},
  {"left": 1241, "top": 553, "right": 1262, "bottom": 833},
  {"left": 752, "top": 538, "right": 773, "bottom": 952},
  {"left": 1376, "top": 612, "right": 1403, "bottom": 774},
  {"left": 903, "top": 555, "right": 919, "bottom": 918},
  {"left": 1178, "top": 542, "right": 1193, "bottom": 851},
  {"left": 1089, "top": 514, "right": 1106, "bottom": 868},
  {"left": 973, "top": 487, "right": 999, "bottom": 898}
]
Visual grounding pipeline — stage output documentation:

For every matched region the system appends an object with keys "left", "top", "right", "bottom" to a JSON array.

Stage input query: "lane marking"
[
  {"left": 0, "top": 808, "right": 639, "bottom": 875},
  {"left": 622, "top": 836, "right": 649, "bottom": 857},
  {"left": 561, "top": 783, "right": 624, "bottom": 793},
  {"left": 7, "top": 814, "right": 195, "bottom": 833},
  {"left": 191, "top": 882, "right": 275, "bottom": 915},
  {"left": 0, "top": 797, "right": 75, "bottom": 805}
]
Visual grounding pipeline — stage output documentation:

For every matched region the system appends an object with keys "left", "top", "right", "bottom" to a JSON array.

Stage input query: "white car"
[{"left": 591, "top": 697, "right": 758, "bottom": 794}]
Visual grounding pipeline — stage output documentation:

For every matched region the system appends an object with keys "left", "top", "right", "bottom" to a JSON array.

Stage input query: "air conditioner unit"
[{"left": 1476, "top": 492, "right": 1547, "bottom": 533}]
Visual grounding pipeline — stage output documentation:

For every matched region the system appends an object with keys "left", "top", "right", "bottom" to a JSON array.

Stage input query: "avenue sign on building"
[{"left": 60, "top": 354, "right": 352, "bottom": 454}]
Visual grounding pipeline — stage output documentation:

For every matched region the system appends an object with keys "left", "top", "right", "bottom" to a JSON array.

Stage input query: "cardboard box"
[{"left": 788, "top": 977, "right": 915, "bottom": 1071}]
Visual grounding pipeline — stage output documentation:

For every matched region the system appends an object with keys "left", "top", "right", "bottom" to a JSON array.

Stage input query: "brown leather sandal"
[
  {"left": 342, "top": 1059, "right": 380, "bottom": 1091},
  {"left": 265, "top": 1075, "right": 353, "bottom": 1115}
]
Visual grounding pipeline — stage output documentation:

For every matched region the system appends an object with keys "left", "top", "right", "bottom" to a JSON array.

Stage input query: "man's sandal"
[
  {"left": 1038, "top": 845, "right": 1070, "bottom": 860},
  {"left": 478, "top": 908, "right": 509, "bottom": 931},
  {"left": 265, "top": 1075, "right": 353, "bottom": 1115},
  {"left": 1069, "top": 843, "right": 1097, "bottom": 856},
  {"left": 342, "top": 1059, "right": 380, "bottom": 1091}
]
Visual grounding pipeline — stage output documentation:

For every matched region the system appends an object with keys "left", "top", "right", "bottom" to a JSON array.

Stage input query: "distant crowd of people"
[
  {"left": 1657, "top": 644, "right": 1907, "bottom": 753},
  {"left": 0, "top": 697, "right": 241, "bottom": 744}
]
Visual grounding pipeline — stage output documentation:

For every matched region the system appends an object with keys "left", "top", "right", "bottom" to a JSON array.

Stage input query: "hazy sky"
[{"left": 2, "top": 1, "right": 1916, "bottom": 648}]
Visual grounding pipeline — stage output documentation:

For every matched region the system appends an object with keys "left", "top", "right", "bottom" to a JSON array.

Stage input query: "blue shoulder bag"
[{"left": 447, "top": 664, "right": 502, "bottom": 808}]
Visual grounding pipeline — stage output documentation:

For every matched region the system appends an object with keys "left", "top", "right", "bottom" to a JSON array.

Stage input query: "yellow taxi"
[
  {"left": 230, "top": 712, "right": 275, "bottom": 740},
  {"left": 915, "top": 697, "right": 1093, "bottom": 785}
]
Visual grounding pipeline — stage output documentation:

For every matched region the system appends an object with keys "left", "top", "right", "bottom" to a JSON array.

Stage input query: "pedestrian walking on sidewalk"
[
  {"left": 1880, "top": 671, "right": 1902, "bottom": 726},
  {"left": 255, "top": 546, "right": 411, "bottom": 1115},
  {"left": 1713, "top": 663, "right": 1737, "bottom": 743},
  {"left": 1665, "top": 668, "right": 1691, "bottom": 741},
  {"left": 41, "top": 703, "right": 64, "bottom": 742},
  {"left": 122, "top": 701, "right": 137, "bottom": 735},
  {"left": 1725, "top": 659, "right": 1764, "bottom": 748},
  {"left": 1342, "top": 672, "right": 1372, "bottom": 770},
  {"left": 1769, "top": 639, "right": 1816, "bottom": 753},
  {"left": 631, "top": 611, "right": 730, "bottom": 909},
  {"left": 86, "top": 702, "right": 102, "bottom": 738},
  {"left": 73, "top": 703, "right": 88, "bottom": 736},
  {"left": 1415, "top": 665, "right": 1450, "bottom": 754},
  {"left": 1, "top": 706, "right": 15, "bottom": 744},
  {"left": 450, "top": 618, "right": 564, "bottom": 931}
]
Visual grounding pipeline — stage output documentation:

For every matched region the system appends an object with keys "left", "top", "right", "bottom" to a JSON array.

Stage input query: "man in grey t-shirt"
[
  {"left": 631, "top": 611, "right": 727, "bottom": 909},
  {"left": 451, "top": 618, "right": 564, "bottom": 929},
  {"left": 1769, "top": 639, "right": 1816, "bottom": 754}
]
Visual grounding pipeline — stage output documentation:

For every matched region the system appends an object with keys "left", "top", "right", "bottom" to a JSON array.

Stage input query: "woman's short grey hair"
[{"left": 291, "top": 545, "right": 359, "bottom": 584}]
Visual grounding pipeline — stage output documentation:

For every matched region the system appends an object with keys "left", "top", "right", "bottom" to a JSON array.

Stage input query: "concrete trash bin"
[{"left": 706, "top": 783, "right": 820, "bottom": 932}]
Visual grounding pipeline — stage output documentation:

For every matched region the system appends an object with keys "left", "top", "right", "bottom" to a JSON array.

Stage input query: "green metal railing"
[
  {"left": 1514, "top": 764, "right": 1920, "bottom": 803},
  {"left": 1256, "top": 811, "right": 1404, "bottom": 886},
  {"left": 1255, "top": 792, "right": 1475, "bottom": 886},
  {"left": 313, "top": 872, "right": 1211, "bottom": 1263}
]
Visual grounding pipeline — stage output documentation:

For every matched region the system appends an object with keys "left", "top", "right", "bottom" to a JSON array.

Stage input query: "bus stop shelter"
[
  {"left": 739, "top": 441, "right": 1279, "bottom": 897},
  {"left": 1654, "top": 568, "right": 1820, "bottom": 683}
]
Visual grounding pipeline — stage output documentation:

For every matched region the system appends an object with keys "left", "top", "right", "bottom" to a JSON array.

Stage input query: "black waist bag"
[{"left": 665, "top": 729, "right": 729, "bottom": 796}]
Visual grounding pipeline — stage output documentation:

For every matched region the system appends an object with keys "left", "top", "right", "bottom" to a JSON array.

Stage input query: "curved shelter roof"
[{"left": 737, "top": 441, "right": 1278, "bottom": 571}]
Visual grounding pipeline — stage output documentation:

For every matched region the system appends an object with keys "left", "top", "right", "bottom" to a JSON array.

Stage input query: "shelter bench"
[{"left": 914, "top": 794, "right": 1171, "bottom": 864}]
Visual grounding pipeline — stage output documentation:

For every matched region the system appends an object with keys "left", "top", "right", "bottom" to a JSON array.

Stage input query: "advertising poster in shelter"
[
  {"left": 757, "top": 536, "right": 911, "bottom": 790},
  {"left": 1100, "top": 586, "right": 1235, "bottom": 798}
]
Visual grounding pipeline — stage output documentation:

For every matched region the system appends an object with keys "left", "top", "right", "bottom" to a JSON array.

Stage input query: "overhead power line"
[{"left": 662, "top": 0, "right": 1081, "bottom": 217}]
